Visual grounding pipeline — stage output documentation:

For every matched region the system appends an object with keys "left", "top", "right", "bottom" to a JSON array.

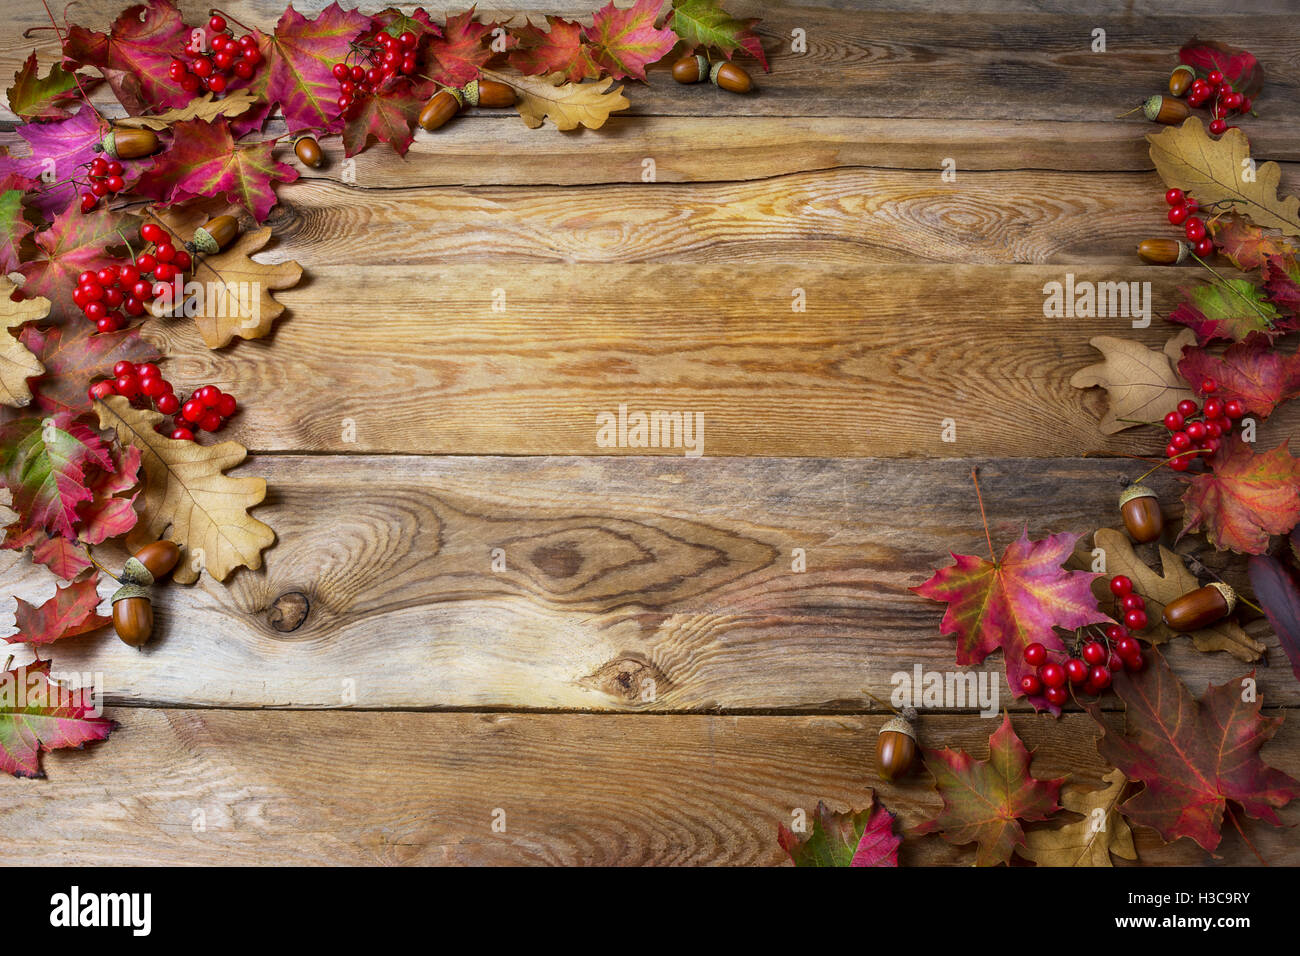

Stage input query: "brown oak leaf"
[
  {"left": 1021, "top": 770, "right": 1137, "bottom": 867},
  {"left": 0, "top": 279, "right": 48, "bottom": 408},
  {"left": 1070, "top": 332, "right": 1196, "bottom": 434},
  {"left": 480, "top": 67, "right": 630, "bottom": 131}
]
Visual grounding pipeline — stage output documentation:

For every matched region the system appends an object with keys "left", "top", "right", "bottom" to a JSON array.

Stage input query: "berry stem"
[
  {"left": 208, "top": 8, "right": 255, "bottom": 35},
  {"left": 1133, "top": 448, "right": 1203, "bottom": 484},
  {"left": 970, "top": 467, "right": 996, "bottom": 563}
]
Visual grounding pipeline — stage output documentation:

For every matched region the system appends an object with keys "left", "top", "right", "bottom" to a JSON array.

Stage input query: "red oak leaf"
[
  {"left": 1179, "top": 39, "right": 1263, "bottom": 98},
  {"left": 1248, "top": 555, "right": 1300, "bottom": 683},
  {"left": 0, "top": 412, "right": 112, "bottom": 540},
  {"left": 777, "top": 796, "right": 900, "bottom": 867},
  {"left": 914, "top": 715, "right": 1063, "bottom": 866},
  {"left": 0, "top": 189, "right": 33, "bottom": 275},
  {"left": 912, "top": 530, "right": 1110, "bottom": 714},
  {"left": 17, "top": 204, "right": 140, "bottom": 326},
  {"left": 669, "top": 0, "right": 768, "bottom": 70},
  {"left": 1087, "top": 652, "right": 1299, "bottom": 852},
  {"left": 0, "top": 659, "right": 114, "bottom": 778},
  {"left": 1178, "top": 340, "right": 1300, "bottom": 419},
  {"left": 133, "top": 118, "right": 296, "bottom": 222},
  {"left": 1212, "top": 216, "right": 1297, "bottom": 272},
  {"left": 8, "top": 52, "right": 100, "bottom": 123},
  {"left": 0, "top": 109, "right": 105, "bottom": 219},
  {"left": 257, "top": 2, "right": 373, "bottom": 135},
  {"left": 585, "top": 0, "right": 678, "bottom": 82},
  {"left": 422, "top": 8, "right": 495, "bottom": 87},
  {"left": 61, "top": 0, "right": 194, "bottom": 115},
  {"left": 509, "top": 17, "right": 602, "bottom": 81},
  {"left": 1168, "top": 279, "right": 1293, "bottom": 345},
  {"left": 342, "top": 77, "right": 424, "bottom": 158},
  {"left": 1181, "top": 439, "right": 1300, "bottom": 554},
  {"left": 8, "top": 575, "right": 109, "bottom": 646},
  {"left": 20, "top": 323, "right": 161, "bottom": 418}
]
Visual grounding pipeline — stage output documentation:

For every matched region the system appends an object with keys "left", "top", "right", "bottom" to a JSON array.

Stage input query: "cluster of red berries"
[
  {"left": 72, "top": 222, "right": 193, "bottom": 334},
  {"left": 169, "top": 14, "right": 261, "bottom": 95},
  {"left": 331, "top": 30, "right": 420, "bottom": 112},
  {"left": 89, "top": 362, "right": 238, "bottom": 441},
  {"left": 78, "top": 156, "right": 127, "bottom": 213},
  {"left": 1184, "top": 69, "right": 1250, "bottom": 136},
  {"left": 1020, "top": 575, "right": 1147, "bottom": 705},
  {"left": 1163, "top": 188, "right": 1216, "bottom": 258},
  {"left": 1161, "top": 377, "right": 1244, "bottom": 470}
]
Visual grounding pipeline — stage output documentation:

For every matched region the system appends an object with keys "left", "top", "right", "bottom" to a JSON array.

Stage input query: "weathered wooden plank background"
[{"left": 2, "top": 0, "right": 1298, "bottom": 865}]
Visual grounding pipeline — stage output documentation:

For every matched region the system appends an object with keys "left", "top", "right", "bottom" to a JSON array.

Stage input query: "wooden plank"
[
  {"left": 4, "top": 2, "right": 1299, "bottom": 151},
  {"left": 129, "top": 262, "right": 1300, "bottom": 457},
  {"left": 3, "top": 710, "right": 1296, "bottom": 865},
  {"left": 2, "top": 456, "right": 1286, "bottom": 710}
]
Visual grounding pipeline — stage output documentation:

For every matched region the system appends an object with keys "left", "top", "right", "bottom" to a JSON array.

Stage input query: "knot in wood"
[{"left": 268, "top": 591, "right": 310, "bottom": 633}]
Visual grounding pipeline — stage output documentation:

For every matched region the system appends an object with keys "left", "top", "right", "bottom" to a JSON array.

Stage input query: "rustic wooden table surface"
[{"left": 3, "top": 0, "right": 1299, "bottom": 865}]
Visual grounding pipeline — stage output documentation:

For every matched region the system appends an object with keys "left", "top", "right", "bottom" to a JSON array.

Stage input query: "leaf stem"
[
  {"left": 971, "top": 467, "right": 996, "bottom": 563},
  {"left": 1226, "top": 803, "right": 1269, "bottom": 865}
]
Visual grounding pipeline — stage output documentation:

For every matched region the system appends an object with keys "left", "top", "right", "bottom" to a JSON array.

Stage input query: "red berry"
[
  {"left": 1163, "top": 411, "right": 1184, "bottom": 430},
  {"left": 154, "top": 242, "right": 176, "bottom": 263},
  {"left": 113, "top": 360, "right": 134, "bottom": 377},
  {"left": 1177, "top": 398, "right": 1198, "bottom": 417},
  {"left": 199, "top": 411, "right": 223, "bottom": 432},
  {"left": 1088, "top": 666, "right": 1112, "bottom": 691},
  {"left": 173, "top": 249, "right": 192, "bottom": 270},
  {"left": 115, "top": 373, "right": 140, "bottom": 398},
  {"left": 1184, "top": 217, "right": 1206, "bottom": 241},
  {"left": 1040, "top": 662, "right": 1066, "bottom": 689},
  {"left": 1020, "top": 674, "right": 1042, "bottom": 696},
  {"left": 1108, "top": 574, "right": 1132, "bottom": 596},
  {"left": 141, "top": 222, "right": 164, "bottom": 243},
  {"left": 103, "top": 287, "right": 123, "bottom": 308},
  {"left": 400, "top": 31, "right": 417, "bottom": 48},
  {"left": 209, "top": 14, "right": 227, "bottom": 32},
  {"left": 182, "top": 74, "right": 201, "bottom": 93},
  {"left": 333, "top": 63, "right": 349, "bottom": 81},
  {"left": 234, "top": 60, "right": 255, "bottom": 79},
  {"left": 1186, "top": 420, "right": 1208, "bottom": 441},
  {"left": 135, "top": 253, "right": 157, "bottom": 272},
  {"left": 84, "top": 302, "right": 107, "bottom": 321},
  {"left": 156, "top": 392, "right": 180, "bottom": 415},
  {"left": 1184, "top": 197, "right": 1199, "bottom": 215},
  {"left": 119, "top": 264, "right": 140, "bottom": 285},
  {"left": 1169, "top": 455, "right": 1191, "bottom": 473},
  {"left": 1116, "top": 636, "right": 1141, "bottom": 660},
  {"left": 1124, "top": 608, "right": 1148, "bottom": 631},
  {"left": 192, "top": 57, "right": 213, "bottom": 77},
  {"left": 1024, "top": 642, "right": 1047, "bottom": 666},
  {"left": 1208, "top": 118, "right": 1227, "bottom": 136},
  {"left": 124, "top": 296, "right": 144, "bottom": 316},
  {"left": 181, "top": 399, "right": 204, "bottom": 423},
  {"left": 1121, "top": 594, "right": 1145, "bottom": 612},
  {"left": 170, "top": 427, "right": 194, "bottom": 441},
  {"left": 80, "top": 193, "right": 97, "bottom": 213},
  {"left": 1205, "top": 421, "right": 1222, "bottom": 439},
  {"left": 1225, "top": 399, "right": 1245, "bottom": 419},
  {"left": 1203, "top": 397, "right": 1223, "bottom": 418},
  {"left": 1164, "top": 441, "right": 1181, "bottom": 460},
  {"left": 216, "top": 393, "right": 237, "bottom": 417},
  {"left": 1124, "top": 652, "right": 1145, "bottom": 672},
  {"left": 1171, "top": 431, "right": 1192, "bottom": 450},
  {"left": 1207, "top": 70, "right": 1224, "bottom": 85},
  {"left": 337, "top": 94, "right": 352, "bottom": 111},
  {"left": 1167, "top": 204, "right": 1189, "bottom": 225},
  {"left": 213, "top": 50, "right": 235, "bottom": 71},
  {"left": 1164, "top": 188, "right": 1184, "bottom": 206},
  {"left": 1065, "top": 658, "right": 1089, "bottom": 684},
  {"left": 95, "top": 316, "right": 118, "bottom": 334},
  {"left": 196, "top": 385, "right": 222, "bottom": 407},
  {"left": 1081, "top": 641, "right": 1106, "bottom": 665},
  {"left": 207, "top": 74, "right": 228, "bottom": 93},
  {"left": 1045, "top": 686, "right": 1068, "bottom": 707},
  {"left": 89, "top": 380, "right": 116, "bottom": 401},
  {"left": 132, "top": 280, "right": 152, "bottom": 301},
  {"left": 105, "top": 175, "right": 125, "bottom": 193},
  {"left": 155, "top": 263, "right": 178, "bottom": 282},
  {"left": 1193, "top": 236, "right": 1215, "bottom": 257},
  {"left": 1105, "top": 624, "right": 1128, "bottom": 642}
]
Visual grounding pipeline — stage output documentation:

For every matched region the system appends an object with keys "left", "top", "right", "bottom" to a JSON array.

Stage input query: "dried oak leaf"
[
  {"left": 0, "top": 659, "right": 114, "bottom": 778},
  {"left": 7, "top": 52, "right": 99, "bottom": 123},
  {"left": 481, "top": 67, "right": 629, "bottom": 131},
  {"left": 669, "top": 0, "right": 768, "bottom": 70},
  {"left": 913, "top": 531, "right": 1112, "bottom": 715},
  {"left": 1177, "top": 340, "right": 1300, "bottom": 420},
  {"left": 1021, "top": 770, "right": 1137, "bottom": 867},
  {"left": 7, "top": 575, "right": 110, "bottom": 646},
  {"left": 1087, "top": 652, "right": 1300, "bottom": 853},
  {"left": 93, "top": 396, "right": 273, "bottom": 583},
  {"left": 777, "top": 796, "right": 900, "bottom": 867},
  {"left": 1248, "top": 555, "right": 1300, "bottom": 683},
  {"left": 156, "top": 224, "right": 301, "bottom": 348},
  {"left": 1169, "top": 278, "right": 1291, "bottom": 346},
  {"left": 1148, "top": 120, "right": 1300, "bottom": 237},
  {"left": 1070, "top": 332, "right": 1195, "bottom": 434},
  {"left": 914, "top": 715, "right": 1064, "bottom": 867},
  {"left": 19, "top": 322, "right": 161, "bottom": 417},
  {"left": 114, "top": 89, "right": 259, "bottom": 131},
  {"left": 1091, "top": 528, "right": 1263, "bottom": 661},
  {"left": 1181, "top": 439, "right": 1300, "bottom": 555},
  {"left": 509, "top": 17, "right": 602, "bottom": 82},
  {"left": 61, "top": 0, "right": 194, "bottom": 115},
  {"left": 0, "top": 279, "right": 49, "bottom": 408},
  {"left": 585, "top": 0, "right": 679, "bottom": 82}
]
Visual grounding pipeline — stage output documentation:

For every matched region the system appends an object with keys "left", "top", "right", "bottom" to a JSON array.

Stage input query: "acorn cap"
[
  {"left": 189, "top": 226, "right": 220, "bottom": 255},
  {"left": 1142, "top": 95, "right": 1165, "bottom": 121},
  {"left": 462, "top": 80, "right": 480, "bottom": 107},
  {"left": 878, "top": 707, "right": 917, "bottom": 739},
  {"left": 1118, "top": 483, "right": 1158, "bottom": 507},
  {"left": 1171, "top": 64, "right": 1195, "bottom": 76},
  {"left": 99, "top": 131, "right": 119, "bottom": 158},
  {"left": 1207, "top": 581, "right": 1237, "bottom": 615}
]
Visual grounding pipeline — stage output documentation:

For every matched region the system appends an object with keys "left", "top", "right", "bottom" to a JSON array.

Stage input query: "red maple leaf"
[
  {"left": 585, "top": 0, "right": 678, "bottom": 82},
  {"left": 1178, "top": 340, "right": 1300, "bottom": 420},
  {"left": 777, "top": 796, "right": 900, "bottom": 866},
  {"left": 1088, "top": 652, "right": 1299, "bottom": 853},
  {"left": 17, "top": 204, "right": 140, "bottom": 326},
  {"left": 132, "top": 118, "right": 296, "bottom": 222},
  {"left": 342, "top": 76, "right": 425, "bottom": 158},
  {"left": 1264, "top": 252, "right": 1300, "bottom": 318},
  {"left": 912, "top": 530, "right": 1110, "bottom": 714},
  {"left": 20, "top": 323, "right": 161, "bottom": 418},
  {"left": 0, "top": 108, "right": 114, "bottom": 220},
  {"left": 61, "top": 0, "right": 195, "bottom": 115},
  {"left": 1248, "top": 555, "right": 1300, "bottom": 684},
  {"left": 0, "top": 659, "right": 114, "bottom": 778},
  {"left": 1179, "top": 39, "right": 1263, "bottom": 98},
  {"left": 914, "top": 715, "right": 1064, "bottom": 866},
  {"left": 1212, "top": 216, "right": 1297, "bottom": 272},
  {"left": 422, "top": 8, "right": 495, "bottom": 87},
  {"left": 7, "top": 575, "right": 110, "bottom": 646},
  {"left": 1181, "top": 439, "right": 1300, "bottom": 554},
  {"left": 509, "top": 17, "right": 602, "bottom": 82}
]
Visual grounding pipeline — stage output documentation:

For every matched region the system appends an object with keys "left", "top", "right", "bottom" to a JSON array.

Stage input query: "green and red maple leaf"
[
  {"left": 1088, "top": 652, "right": 1300, "bottom": 853},
  {"left": 777, "top": 796, "right": 900, "bottom": 867},
  {"left": 421, "top": 8, "right": 496, "bottom": 87},
  {"left": 342, "top": 77, "right": 425, "bottom": 158},
  {"left": 0, "top": 660, "right": 114, "bottom": 778},
  {"left": 669, "top": 0, "right": 768, "bottom": 70},
  {"left": 7, "top": 52, "right": 99, "bottom": 123},
  {"left": 19, "top": 323, "right": 161, "bottom": 418},
  {"left": 1181, "top": 439, "right": 1300, "bottom": 554},
  {"left": 7, "top": 575, "right": 110, "bottom": 647},
  {"left": 586, "top": 0, "right": 678, "bottom": 82},
  {"left": 0, "top": 412, "right": 112, "bottom": 540},
  {"left": 1169, "top": 279, "right": 1292, "bottom": 345},
  {"left": 914, "top": 715, "right": 1064, "bottom": 866},
  {"left": 912, "top": 530, "right": 1111, "bottom": 713}
]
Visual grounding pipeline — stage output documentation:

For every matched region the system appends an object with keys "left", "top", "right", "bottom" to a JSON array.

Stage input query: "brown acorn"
[
  {"left": 876, "top": 707, "right": 918, "bottom": 781},
  {"left": 111, "top": 541, "right": 181, "bottom": 648},
  {"left": 672, "top": 54, "right": 709, "bottom": 84},
  {"left": 418, "top": 88, "right": 464, "bottom": 131},
  {"left": 99, "top": 127, "right": 161, "bottom": 160},
  {"left": 294, "top": 136, "right": 323, "bottom": 168},
  {"left": 1137, "top": 238, "right": 1190, "bottom": 265},
  {"left": 1168, "top": 65, "right": 1195, "bottom": 97},
  {"left": 1118, "top": 484, "right": 1164, "bottom": 543},
  {"left": 187, "top": 214, "right": 240, "bottom": 255},
  {"left": 1142, "top": 95, "right": 1189, "bottom": 125},
  {"left": 710, "top": 60, "right": 752, "bottom": 94},
  {"left": 1163, "top": 583, "right": 1236, "bottom": 631},
  {"left": 464, "top": 79, "right": 515, "bottom": 108},
  {"left": 134, "top": 539, "right": 181, "bottom": 580}
]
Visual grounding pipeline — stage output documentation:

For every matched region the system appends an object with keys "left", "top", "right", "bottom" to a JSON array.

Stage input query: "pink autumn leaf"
[
  {"left": 0, "top": 109, "right": 104, "bottom": 219},
  {"left": 585, "top": 0, "right": 678, "bottom": 81},
  {"left": 0, "top": 659, "right": 114, "bottom": 778},
  {"left": 61, "top": 0, "right": 195, "bottom": 115},
  {"left": 259, "top": 2, "right": 373, "bottom": 135}
]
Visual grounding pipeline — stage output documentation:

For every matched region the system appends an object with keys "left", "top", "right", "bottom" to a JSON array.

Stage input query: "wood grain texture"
[
  {"left": 2, "top": 709, "right": 1296, "bottom": 865},
  {"left": 1, "top": 456, "right": 1286, "bottom": 711},
  {"left": 135, "top": 262, "right": 1300, "bottom": 457}
]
